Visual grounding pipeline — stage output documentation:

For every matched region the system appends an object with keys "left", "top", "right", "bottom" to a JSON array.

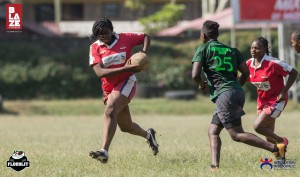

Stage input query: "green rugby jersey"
[{"left": 192, "top": 40, "right": 245, "bottom": 102}]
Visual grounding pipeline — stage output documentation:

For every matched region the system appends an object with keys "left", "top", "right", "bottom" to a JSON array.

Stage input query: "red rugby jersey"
[
  {"left": 89, "top": 32, "right": 145, "bottom": 92},
  {"left": 246, "top": 55, "right": 292, "bottom": 103}
]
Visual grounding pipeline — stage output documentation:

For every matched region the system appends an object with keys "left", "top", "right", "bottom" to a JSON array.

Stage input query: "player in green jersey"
[{"left": 191, "top": 20, "right": 287, "bottom": 171}]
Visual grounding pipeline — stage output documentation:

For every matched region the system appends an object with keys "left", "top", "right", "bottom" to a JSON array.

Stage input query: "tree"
[
  {"left": 124, "top": 0, "right": 147, "bottom": 10},
  {"left": 124, "top": 0, "right": 148, "bottom": 18},
  {"left": 139, "top": 3, "right": 185, "bottom": 35}
]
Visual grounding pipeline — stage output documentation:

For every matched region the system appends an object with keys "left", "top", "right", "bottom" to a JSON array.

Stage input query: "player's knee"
[
  {"left": 208, "top": 128, "right": 219, "bottom": 137},
  {"left": 104, "top": 106, "right": 116, "bottom": 118},
  {"left": 230, "top": 133, "right": 241, "bottom": 142}
]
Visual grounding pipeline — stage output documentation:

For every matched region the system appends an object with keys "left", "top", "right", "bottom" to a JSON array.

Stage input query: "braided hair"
[
  {"left": 292, "top": 30, "right": 300, "bottom": 42},
  {"left": 202, "top": 20, "right": 219, "bottom": 39},
  {"left": 90, "top": 17, "right": 114, "bottom": 41},
  {"left": 255, "top": 37, "right": 270, "bottom": 55}
]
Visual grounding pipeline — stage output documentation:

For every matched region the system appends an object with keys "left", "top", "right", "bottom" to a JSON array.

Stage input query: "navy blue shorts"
[{"left": 211, "top": 89, "right": 245, "bottom": 129}]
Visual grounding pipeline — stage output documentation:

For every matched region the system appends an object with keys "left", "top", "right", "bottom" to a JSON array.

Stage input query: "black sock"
[{"left": 272, "top": 144, "right": 279, "bottom": 152}]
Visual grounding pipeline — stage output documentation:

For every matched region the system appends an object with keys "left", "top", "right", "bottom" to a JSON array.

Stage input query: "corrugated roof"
[{"left": 157, "top": 8, "right": 278, "bottom": 36}]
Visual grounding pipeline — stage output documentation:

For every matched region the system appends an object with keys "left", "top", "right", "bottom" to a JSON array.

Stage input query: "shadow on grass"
[{"left": 0, "top": 108, "right": 19, "bottom": 115}]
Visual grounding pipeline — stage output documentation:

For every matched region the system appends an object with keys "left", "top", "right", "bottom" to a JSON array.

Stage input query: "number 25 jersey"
[{"left": 192, "top": 40, "right": 245, "bottom": 102}]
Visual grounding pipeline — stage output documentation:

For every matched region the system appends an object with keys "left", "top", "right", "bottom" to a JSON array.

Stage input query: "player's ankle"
[{"left": 272, "top": 144, "right": 279, "bottom": 152}]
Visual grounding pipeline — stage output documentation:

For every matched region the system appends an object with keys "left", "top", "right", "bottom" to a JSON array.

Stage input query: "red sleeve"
[{"left": 89, "top": 43, "right": 102, "bottom": 67}]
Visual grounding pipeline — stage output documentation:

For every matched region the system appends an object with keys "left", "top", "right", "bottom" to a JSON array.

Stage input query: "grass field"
[
  {"left": 1, "top": 97, "right": 300, "bottom": 177},
  {"left": 2, "top": 96, "right": 300, "bottom": 116}
]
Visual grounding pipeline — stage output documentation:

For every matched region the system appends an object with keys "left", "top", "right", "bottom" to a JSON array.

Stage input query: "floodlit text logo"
[{"left": 7, "top": 151, "right": 30, "bottom": 172}]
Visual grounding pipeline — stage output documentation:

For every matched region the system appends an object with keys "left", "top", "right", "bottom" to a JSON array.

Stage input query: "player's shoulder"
[
  {"left": 230, "top": 47, "right": 242, "bottom": 55},
  {"left": 90, "top": 40, "right": 102, "bottom": 48},
  {"left": 246, "top": 58, "right": 254, "bottom": 65},
  {"left": 197, "top": 42, "right": 211, "bottom": 51},
  {"left": 264, "top": 55, "right": 277, "bottom": 61},
  {"left": 118, "top": 32, "right": 144, "bottom": 37},
  {"left": 264, "top": 55, "right": 284, "bottom": 65},
  {"left": 217, "top": 43, "right": 239, "bottom": 55},
  {"left": 263, "top": 56, "right": 293, "bottom": 71}
]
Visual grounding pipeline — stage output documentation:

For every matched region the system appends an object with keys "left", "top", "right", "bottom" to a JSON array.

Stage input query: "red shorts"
[
  {"left": 103, "top": 75, "right": 136, "bottom": 105},
  {"left": 257, "top": 100, "right": 287, "bottom": 118}
]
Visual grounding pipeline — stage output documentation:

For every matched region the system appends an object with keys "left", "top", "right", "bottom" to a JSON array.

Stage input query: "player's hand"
[
  {"left": 199, "top": 81, "right": 208, "bottom": 92},
  {"left": 139, "top": 50, "right": 147, "bottom": 54},
  {"left": 125, "top": 59, "right": 142, "bottom": 73},
  {"left": 277, "top": 90, "right": 287, "bottom": 102}
]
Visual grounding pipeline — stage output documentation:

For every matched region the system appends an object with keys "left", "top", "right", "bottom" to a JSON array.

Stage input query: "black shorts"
[
  {"left": 211, "top": 114, "right": 242, "bottom": 129},
  {"left": 211, "top": 89, "right": 245, "bottom": 129}
]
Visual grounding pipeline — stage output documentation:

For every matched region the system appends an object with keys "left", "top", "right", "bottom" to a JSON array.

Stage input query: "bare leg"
[
  {"left": 253, "top": 112, "right": 283, "bottom": 143},
  {"left": 226, "top": 125, "right": 275, "bottom": 152},
  {"left": 208, "top": 124, "right": 223, "bottom": 167},
  {"left": 265, "top": 121, "right": 276, "bottom": 143},
  {"left": 101, "top": 91, "right": 129, "bottom": 151},
  {"left": 117, "top": 105, "right": 147, "bottom": 138}
]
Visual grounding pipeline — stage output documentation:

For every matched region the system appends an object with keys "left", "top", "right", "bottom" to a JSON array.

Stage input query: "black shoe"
[
  {"left": 89, "top": 150, "right": 108, "bottom": 163},
  {"left": 210, "top": 165, "right": 219, "bottom": 172},
  {"left": 146, "top": 128, "right": 159, "bottom": 156}
]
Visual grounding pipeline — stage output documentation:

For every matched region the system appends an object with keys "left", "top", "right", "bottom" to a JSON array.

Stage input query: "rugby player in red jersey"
[
  {"left": 246, "top": 37, "right": 298, "bottom": 147},
  {"left": 88, "top": 17, "right": 158, "bottom": 163}
]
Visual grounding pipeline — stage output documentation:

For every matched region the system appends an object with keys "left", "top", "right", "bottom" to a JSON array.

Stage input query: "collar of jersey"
[
  {"left": 207, "top": 39, "right": 218, "bottom": 43},
  {"left": 98, "top": 32, "right": 119, "bottom": 49},
  {"left": 250, "top": 54, "right": 268, "bottom": 69}
]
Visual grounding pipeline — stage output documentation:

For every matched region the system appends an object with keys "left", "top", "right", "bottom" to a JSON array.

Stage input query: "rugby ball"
[{"left": 130, "top": 52, "right": 148, "bottom": 71}]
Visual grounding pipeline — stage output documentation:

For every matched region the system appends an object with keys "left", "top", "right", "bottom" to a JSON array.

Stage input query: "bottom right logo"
[{"left": 260, "top": 158, "right": 295, "bottom": 170}]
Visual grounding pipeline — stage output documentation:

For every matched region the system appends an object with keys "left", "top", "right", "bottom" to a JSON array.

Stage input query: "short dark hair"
[
  {"left": 90, "top": 17, "right": 114, "bottom": 41},
  {"left": 202, "top": 20, "right": 219, "bottom": 39}
]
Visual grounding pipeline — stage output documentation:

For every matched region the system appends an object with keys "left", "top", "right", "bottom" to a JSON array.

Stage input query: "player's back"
[
  {"left": 204, "top": 41, "right": 242, "bottom": 82},
  {"left": 201, "top": 40, "right": 245, "bottom": 100}
]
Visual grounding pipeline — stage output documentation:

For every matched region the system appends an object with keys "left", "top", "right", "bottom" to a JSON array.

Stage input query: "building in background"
[{"left": 9, "top": 0, "right": 205, "bottom": 37}]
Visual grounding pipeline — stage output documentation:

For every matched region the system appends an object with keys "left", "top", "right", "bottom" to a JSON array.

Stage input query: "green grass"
[
  {"left": 2, "top": 96, "right": 300, "bottom": 116},
  {"left": 1, "top": 112, "right": 300, "bottom": 176},
  {"left": 1, "top": 98, "right": 300, "bottom": 176}
]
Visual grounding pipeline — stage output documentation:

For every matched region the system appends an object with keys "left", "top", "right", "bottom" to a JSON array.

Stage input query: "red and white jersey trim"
[
  {"left": 248, "top": 55, "right": 292, "bottom": 72},
  {"left": 97, "top": 32, "right": 120, "bottom": 49}
]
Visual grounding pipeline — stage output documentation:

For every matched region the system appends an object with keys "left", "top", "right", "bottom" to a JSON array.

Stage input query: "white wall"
[{"left": 59, "top": 21, "right": 144, "bottom": 37}]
